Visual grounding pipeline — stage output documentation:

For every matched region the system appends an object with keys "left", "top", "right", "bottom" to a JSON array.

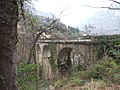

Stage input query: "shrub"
[
  {"left": 70, "top": 76, "right": 85, "bottom": 86},
  {"left": 80, "top": 59, "right": 120, "bottom": 84},
  {"left": 112, "top": 73, "right": 120, "bottom": 84},
  {"left": 54, "top": 78, "right": 68, "bottom": 88},
  {"left": 77, "top": 64, "right": 87, "bottom": 71},
  {"left": 85, "top": 64, "right": 105, "bottom": 79},
  {"left": 17, "top": 64, "right": 38, "bottom": 90}
]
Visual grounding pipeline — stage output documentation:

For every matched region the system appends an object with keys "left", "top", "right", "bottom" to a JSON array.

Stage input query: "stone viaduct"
[{"left": 36, "top": 39, "right": 100, "bottom": 80}]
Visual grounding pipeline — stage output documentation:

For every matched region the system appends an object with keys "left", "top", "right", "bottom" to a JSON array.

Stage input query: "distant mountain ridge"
[
  {"left": 33, "top": 10, "right": 55, "bottom": 18},
  {"left": 34, "top": 10, "right": 120, "bottom": 35},
  {"left": 79, "top": 10, "right": 120, "bottom": 35}
]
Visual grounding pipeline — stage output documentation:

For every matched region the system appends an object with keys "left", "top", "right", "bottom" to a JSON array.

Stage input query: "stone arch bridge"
[{"left": 36, "top": 39, "right": 99, "bottom": 80}]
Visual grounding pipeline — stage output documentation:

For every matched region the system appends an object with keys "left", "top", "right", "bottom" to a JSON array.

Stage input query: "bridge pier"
[{"left": 36, "top": 43, "right": 53, "bottom": 81}]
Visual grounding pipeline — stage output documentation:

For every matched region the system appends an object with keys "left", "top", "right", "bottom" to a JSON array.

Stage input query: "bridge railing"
[{"left": 37, "top": 39, "right": 92, "bottom": 44}]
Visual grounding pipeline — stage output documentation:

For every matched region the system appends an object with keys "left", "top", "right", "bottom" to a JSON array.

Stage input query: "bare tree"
[
  {"left": 83, "top": 24, "right": 96, "bottom": 36},
  {"left": 27, "top": 18, "right": 59, "bottom": 64}
]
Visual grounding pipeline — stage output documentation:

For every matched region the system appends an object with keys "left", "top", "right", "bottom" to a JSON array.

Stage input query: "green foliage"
[
  {"left": 17, "top": 64, "right": 38, "bottom": 90},
  {"left": 96, "top": 45, "right": 104, "bottom": 60},
  {"left": 0, "top": 75, "right": 7, "bottom": 89},
  {"left": 48, "top": 44, "right": 57, "bottom": 72},
  {"left": 77, "top": 64, "right": 87, "bottom": 71},
  {"left": 109, "top": 49, "right": 120, "bottom": 56},
  {"left": 84, "top": 64, "right": 105, "bottom": 79},
  {"left": 54, "top": 78, "right": 68, "bottom": 88},
  {"left": 38, "top": 80, "right": 49, "bottom": 90},
  {"left": 113, "top": 74, "right": 120, "bottom": 84},
  {"left": 53, "top": 58, "right": 120, "bottom": 88},
  {"left": 54, "top": 71, "right": 86, "bottom": 87},
  {"left": 71, "top": 65, "right": 78, "bottom": 73},
  {"left": 95, "top": 35, "right": 120, "bottom": 62},
  {"left": 0, "top": 75, "right": 4, "bottom": 85},
  {"left": 80, "top": 59, "right": 120, "bottom": 84},
  {"left": 17, "top": 64, "right": 49, "bottom": 90},
  {"left": 70, "top": 76, "right": 85, "bottom": 86}
]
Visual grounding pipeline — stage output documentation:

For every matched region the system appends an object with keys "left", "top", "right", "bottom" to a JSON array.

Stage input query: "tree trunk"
[{"left": 0, "top": 0, "right": 18, "bottom": 90}]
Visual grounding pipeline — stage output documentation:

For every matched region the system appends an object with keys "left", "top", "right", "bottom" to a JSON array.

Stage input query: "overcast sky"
[{"left": 33, "top": 0, "right": 116, "bottom": 27}]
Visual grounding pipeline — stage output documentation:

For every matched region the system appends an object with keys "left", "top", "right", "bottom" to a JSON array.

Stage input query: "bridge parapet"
[{"left": 37, "top": 39, "right": 93, "bottom": 44}]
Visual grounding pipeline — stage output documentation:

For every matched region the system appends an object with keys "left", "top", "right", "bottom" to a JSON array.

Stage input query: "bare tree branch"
[
  {"left": 81, "top": 5, "right": 109, "bottom": 9},
  {"left": 81, "top": 0, "right": 120, "bottom": 10},
  {"left": 109, "top": 0, "right": 120, "bottom": 5},
  {"left": 108, "top": 7, "right": 120, "bottom": 10},
  {"left": 19, "top": 0, "right": 26, "bottom": 20},
  {"left": 81, "top": 5, "right": 120, "bottom": 10},
  {"left": 27, "top": 19, "right": 59, "bottom": 64}
]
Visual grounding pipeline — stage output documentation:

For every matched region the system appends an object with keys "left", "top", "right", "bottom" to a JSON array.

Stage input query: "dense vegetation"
[{"left": 17, "top": 34, "right": 120, "bottom": 90}]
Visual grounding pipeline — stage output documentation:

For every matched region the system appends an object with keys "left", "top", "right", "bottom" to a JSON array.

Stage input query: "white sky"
[{"left": 33, "top": 0, "right": 115, "bottom": 27}]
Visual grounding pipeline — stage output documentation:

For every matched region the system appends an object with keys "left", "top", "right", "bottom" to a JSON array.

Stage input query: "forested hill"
[{"left": 38, "top": 16, "right": 81, "bottom": 39}]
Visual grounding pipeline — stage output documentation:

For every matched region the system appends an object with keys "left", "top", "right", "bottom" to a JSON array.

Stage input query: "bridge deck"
[{"left": 37, "top": 39, "right": 93, "bottom": 44}]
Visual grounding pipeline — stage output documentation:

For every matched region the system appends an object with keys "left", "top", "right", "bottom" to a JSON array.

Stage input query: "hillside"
[{"left": 38, "top": 16, "right": 81, "bottom": 39}]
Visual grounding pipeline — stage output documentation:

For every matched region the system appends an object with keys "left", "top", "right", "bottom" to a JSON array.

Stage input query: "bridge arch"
[
  {"left": 42, "top": 45, "right": 52, "bottom": 80},
  {"left": 57, "top": 47, "right": 72, "bottom": 76},
  {"left": 36, "top": 44, "right": 41, "bottom": 53},
  {"left": 42, "top": 45, "right": 51, "bottom": 58}
]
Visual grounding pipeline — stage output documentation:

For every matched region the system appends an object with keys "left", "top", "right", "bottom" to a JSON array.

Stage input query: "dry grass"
[
  {"left": 80, "top": 80, "right": 120, "bottom": 90},
  {"left": 55, "top": 80, "right": 120, "bottom": 90}
]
